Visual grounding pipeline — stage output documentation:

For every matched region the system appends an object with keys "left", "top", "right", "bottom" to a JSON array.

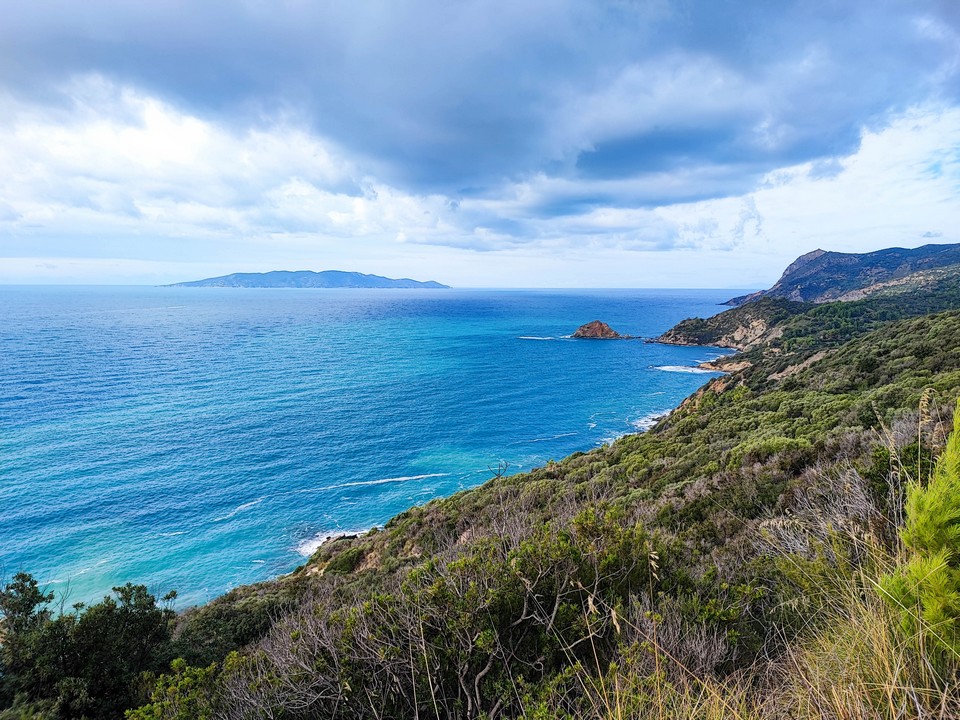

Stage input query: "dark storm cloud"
[{"left": 2, "top": 0, "right": 958, "bottom": 208}]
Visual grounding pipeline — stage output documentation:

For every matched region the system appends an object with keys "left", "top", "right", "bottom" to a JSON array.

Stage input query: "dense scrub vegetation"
[{"left": 5, "top": 287, "right": 960, "bottom": 718}]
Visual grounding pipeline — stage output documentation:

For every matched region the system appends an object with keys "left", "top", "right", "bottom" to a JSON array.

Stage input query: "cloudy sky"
[{"left": 2, "top": 0, "right": 959, "bottom": 287}]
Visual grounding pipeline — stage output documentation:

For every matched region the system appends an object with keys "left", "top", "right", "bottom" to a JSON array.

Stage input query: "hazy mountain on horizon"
[{"left": 167, "top": 270, "right": 449, "bottom": 289}]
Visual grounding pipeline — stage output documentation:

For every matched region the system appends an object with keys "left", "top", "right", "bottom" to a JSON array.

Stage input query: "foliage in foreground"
[
  {"left": 0, "top": 570, "right": 305, "bottom": 719},
  {"left": 132, "top": 404, "right": 960, "bottom": 719}
]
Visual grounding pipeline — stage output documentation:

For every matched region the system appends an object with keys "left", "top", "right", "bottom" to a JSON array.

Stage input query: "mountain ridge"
[{"left": 726, "top": 242, "right": 960, "bottom": 305}]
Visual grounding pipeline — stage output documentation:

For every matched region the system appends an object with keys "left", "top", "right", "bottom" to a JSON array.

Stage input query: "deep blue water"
[{"left": 0, "top": 287, "right": 732, "bottom": 607}]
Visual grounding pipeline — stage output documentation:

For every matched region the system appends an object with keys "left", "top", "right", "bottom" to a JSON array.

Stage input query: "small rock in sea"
[{"left": 572, "top": 320, "right": 626, "bottom": 339}]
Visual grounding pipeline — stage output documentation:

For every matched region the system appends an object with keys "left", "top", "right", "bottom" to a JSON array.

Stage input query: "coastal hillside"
[
  {"left": 5, "top": 250, "right": 960, "bottom": 718},
  {"left": 659, "top": 260, "right": 960, "bottom": 354},
  {"left": 168, "top": 270, "right": 449, "bottom": 288},
  {"left": 654, "top": 297, "right": 804, "bottom": 351},
  {"left": 727, "top": 243, "right": 960, "bottom": 305}
]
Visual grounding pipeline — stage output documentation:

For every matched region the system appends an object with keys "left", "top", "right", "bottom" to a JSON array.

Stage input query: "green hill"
[{"left": 658, "top": 264, "right": 960, "bottom": 356}]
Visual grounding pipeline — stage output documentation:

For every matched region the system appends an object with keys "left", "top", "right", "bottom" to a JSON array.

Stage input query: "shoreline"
[{"left": 298, "top": 353, "right": 724, "bottom": 565}]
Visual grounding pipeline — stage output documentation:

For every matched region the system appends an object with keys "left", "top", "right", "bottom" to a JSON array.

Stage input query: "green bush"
[{"left": 125, "top": 659, "right": 217, "bottom": 720}]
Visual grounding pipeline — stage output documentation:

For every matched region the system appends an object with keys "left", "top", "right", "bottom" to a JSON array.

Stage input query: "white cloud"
[
  {"left": 751, "top": 106, "right": 960, "bottom": 250},
  {"left": 1, "top": 76, "right": 959, "bottom": 288},
  {"left": 550, "top": 53, "right": 756, "bottom": 158},
  {"left": 0, "top": 77, "right": 455, "bottom": 246}
]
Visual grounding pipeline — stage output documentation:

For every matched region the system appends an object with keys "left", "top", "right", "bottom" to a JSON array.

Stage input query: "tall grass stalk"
[{"left": 782, "top": 569, "right": 959, "bottom": 719}]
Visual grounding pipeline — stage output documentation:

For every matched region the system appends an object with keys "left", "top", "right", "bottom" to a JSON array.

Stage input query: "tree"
[
  {"left": 880, "top": 400, "right": 960, "bottom": 664},
  {"left": 0, "top": 578, "right": 176, "bottom": 719},
  {"left": 0, "top": 573, "right": 54, "bottom": 704},
  {"left": 0, "top": 573, "right": 53, "bottom": 636}
]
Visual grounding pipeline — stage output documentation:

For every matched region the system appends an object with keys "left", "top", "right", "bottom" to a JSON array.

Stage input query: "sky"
[{"left": 1, "top": 1, "right": 959, "bottom": 288}]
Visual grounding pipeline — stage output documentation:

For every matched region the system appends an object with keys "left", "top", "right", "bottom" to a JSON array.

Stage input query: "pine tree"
[{"left": 880, "top": 400, "right": 960, "bottom": 663}]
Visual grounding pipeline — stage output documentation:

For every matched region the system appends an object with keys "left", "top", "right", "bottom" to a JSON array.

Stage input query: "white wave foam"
[
  {"left": 295, "top": 528, "right": 371, "bottom": 557},
  {"left": 266, "top": 473, "right": 449, "bottom": 504},
  {"left": 295, "top": 536, "right": 328, "bottom": 557},
  {"left": 653, "top": 365, "right": 716, "bottom": 374},
  {"left": 594, "top": 410, "right": 671, "bottom": 447},
  {"left": 518, "top": 336, "right": 557, "bottom": 341},
  {"left": 632, "top": 411, "right": 669, "bottom": 431},
  {"left": 509, "top": 432, "right": 578, "bottom": 445},
  {"left": 213, "top": 497, "right": 266, "bottom": 522},
  {"left": 159, "top": 531, "right": 186, "bottom": 537},
  {"left": 334, "top": 472, "right": 448, "bottom": 489}
]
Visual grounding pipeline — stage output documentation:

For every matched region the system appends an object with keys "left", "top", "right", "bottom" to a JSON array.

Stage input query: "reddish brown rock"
[{"left": 572, "top": 320, "right": 625, "bottom": 339}]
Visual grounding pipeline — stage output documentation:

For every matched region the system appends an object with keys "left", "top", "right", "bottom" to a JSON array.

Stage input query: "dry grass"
[
  {"left": 568, "top": 566, "right": 960, "bottom": 720},
  {"left": 778, "top": 575, "right": 960, "bottom": 720}
]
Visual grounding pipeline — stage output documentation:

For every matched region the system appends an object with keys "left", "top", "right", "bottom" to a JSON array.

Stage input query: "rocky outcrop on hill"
[
  {"left": 572, "top": 320, "right": 626, "bottom": 338},
  {"left": 654, "top": 298, "right": 802, "bottom": 351},
  {"left": 658, "top": 246, "right": 960, "bottom": 375}
]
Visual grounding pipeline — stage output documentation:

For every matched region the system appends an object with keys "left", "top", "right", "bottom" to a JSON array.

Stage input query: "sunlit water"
[{"left": 0, "top": 287, "right": 732, "bottom": 606}]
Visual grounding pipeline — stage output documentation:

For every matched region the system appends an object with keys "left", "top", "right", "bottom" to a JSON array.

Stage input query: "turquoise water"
[{"left": 0, "top": 287, "right": 731, "bottom": 607}]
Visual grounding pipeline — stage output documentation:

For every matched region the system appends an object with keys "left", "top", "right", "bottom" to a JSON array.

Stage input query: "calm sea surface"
[{"left": 0, "top": 287, "right": 733, "bottom": 606}]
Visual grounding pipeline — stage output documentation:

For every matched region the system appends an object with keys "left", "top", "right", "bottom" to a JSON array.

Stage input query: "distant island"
[{"left": 167, "top": 270, "right": 449, "bottom": 289}]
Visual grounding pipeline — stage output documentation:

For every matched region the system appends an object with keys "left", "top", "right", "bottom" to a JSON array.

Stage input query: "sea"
[{"left": 0, "top": 286, "right": 735, "bottom": 607}]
